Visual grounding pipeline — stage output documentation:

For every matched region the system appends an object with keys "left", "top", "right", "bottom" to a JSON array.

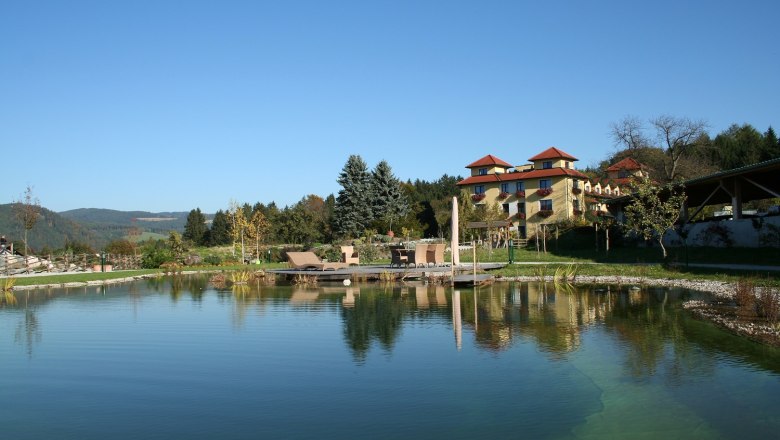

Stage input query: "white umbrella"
[{"left": 451, "top": 196, "right": 459, "bottom": 266}]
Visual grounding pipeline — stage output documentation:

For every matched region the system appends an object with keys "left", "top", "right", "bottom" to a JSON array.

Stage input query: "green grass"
[{"left": 6, "top": 263, "right": 287, "bottom": 287}]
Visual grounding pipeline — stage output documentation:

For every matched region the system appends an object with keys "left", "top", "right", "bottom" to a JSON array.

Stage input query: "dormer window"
[
  {"left": 478, "top": 168, "right": 488, "bottom": 175},
  {"left": 543, "top": 161, "right": 552, "bottom": 169},
  {"left": 566, "top": 161, "right": 572, "bottom": 169}
]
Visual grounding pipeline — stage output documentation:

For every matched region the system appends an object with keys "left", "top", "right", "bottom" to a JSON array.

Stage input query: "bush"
[
  {"left": 734, "top": 279, "right": 755, "bottom": 312},
  {"left": 203, "top": 255, "right": 222, "bottom": 266},
  {"left": 141, "top": 247, "right": 174, "bottom": 269},
  {"left": 757, "top": 289, "right": 780, "bottom": 325}
]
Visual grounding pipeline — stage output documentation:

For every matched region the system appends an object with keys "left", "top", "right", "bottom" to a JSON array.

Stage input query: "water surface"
[{"left": 1, "top": 277, "right": 779, "bottom": 439}]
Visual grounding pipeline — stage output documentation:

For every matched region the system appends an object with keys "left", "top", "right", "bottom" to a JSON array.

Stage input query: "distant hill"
[
  {"left": 0, "top": 204, "right": 99, "bottom": 251},
  {"left": 60, "top": 208, "right": 193, "bottom": 233},
  {"left": 0, "top": 206, "right": 211, "bottom": 252}
]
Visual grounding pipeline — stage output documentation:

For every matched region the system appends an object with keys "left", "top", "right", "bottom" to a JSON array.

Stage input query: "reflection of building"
[{"left": 463, "top": 284, "right": 619, "bottom": 354}]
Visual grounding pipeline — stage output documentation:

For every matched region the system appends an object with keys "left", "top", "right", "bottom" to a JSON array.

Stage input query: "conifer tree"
[
  {"left": 370, "top": 160, "right": 409, "bottom": 234},
  {"left": 762, "top": 126, "right": 780, "bottom": 161},
  {"left": 183, "top": 208, "right": 207, "bottom": 245},
  {"left": 334, "top": 155, "right": 374, "bottom": 238},
  {"left": 208, "top": 210, "right": 231, "bottom": 246}
]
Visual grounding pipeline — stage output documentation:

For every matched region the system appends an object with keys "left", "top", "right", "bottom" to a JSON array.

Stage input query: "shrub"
[
  {"left": 734, "top": 279, "right": 755, "bottom": 312},
  {"left": 757, "top": 289, "right": 780, "bottom": 325},
  {"left": 203, "top": 255, "right": 222, "bottom": 266},
  {"left": 141, "top": 247, "right": 174, "bottom": 269}
]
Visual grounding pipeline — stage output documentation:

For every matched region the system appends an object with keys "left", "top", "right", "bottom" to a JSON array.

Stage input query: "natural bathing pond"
[{"left": 2, "top": 276, "right": 780, "bottom": 439}]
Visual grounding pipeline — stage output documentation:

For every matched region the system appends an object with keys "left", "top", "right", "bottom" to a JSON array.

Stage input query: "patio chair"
[
  {"left": 341, "top": 246, "right": 360, "bottom": 266},
  {"left": 407, "top": 243, "right": 430, "bottom": 268},
  {"left": 427, "top": 243, "right": 445, "bottom": 267},
  {"left": 286, "top": 252, "right": 348, "bottom": 271},
  {"left": 389, "top": 245, "right": 408, "bottom": 267}
]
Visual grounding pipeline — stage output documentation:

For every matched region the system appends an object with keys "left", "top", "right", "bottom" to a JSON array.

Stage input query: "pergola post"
[{"left": 731, "top": 179, "right": 743, "bottom": 220}]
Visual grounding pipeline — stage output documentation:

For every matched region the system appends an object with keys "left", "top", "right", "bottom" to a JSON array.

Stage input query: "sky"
[{"left": 2, "top": 0, "right": 778, "bottom": 213}]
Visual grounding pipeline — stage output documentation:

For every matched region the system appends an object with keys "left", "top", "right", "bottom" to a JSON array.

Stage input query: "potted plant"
[
  {"left": 537, "top": 209, "right": 554, "bottom": 218},
  {"left": 516, "top": 212, "right": 526, "bottom": 220},
  {"left": 536, "top": 188, "right": 553, "bottom": 197},
  {"left": 471, "top": 193, "right": 486, "bottom": 202},
  {"left": 498, "top": 191, "right": 510, "bottom": 199},
  {"left": 515, "top": 190, "right": 526, "bottom": 198},
  {"left": 572, "top": 187, "right": 582, "bottom": 195}
]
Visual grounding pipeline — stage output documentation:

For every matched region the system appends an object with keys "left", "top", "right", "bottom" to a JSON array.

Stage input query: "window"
[
  {"left": 478, "top": 168, "right": 488, "bottom": 175},
  {"left": 585, "top": 183, "right": 591, "bottom": 192},
  {"left": 614, "top": 187, "right": 620, "bottom": 195},
  {"left": 618, "top": 169, "right": 629, "bottom": 178},
  {"left": 500, "top": 183, "right": 509, "bottom": 193},
  {"left": 566, "top": 161, "right": 572, "bottom": 169},
  {"left": 539, "top": 179, "right": 551, "bottom": 189},
  {"left": 540, "top": 199, "right": 553, "bottom": 211},
  {"left": 573, "top": 180, "right": 580, "bottom": 189},
  {"left": 516, "top": 181, "right": 525, "bottom": 191},
  {"left": 517, "top": 202, "right": 526, "bottom": 213},
  {"left": 543, "top": 161, "right": 552, "bottom": 169},
  {"left": 605, "top": 187, "right": 611, "bottom": 195},
  {"left": 573, "top": 199, "right": 580, "bottom": 210},
  {"left": 502, "top": 203, "right": 510, "bottom": 213},
  {"left": 474, "top": 185, "right": 485, "bottom": 194}
]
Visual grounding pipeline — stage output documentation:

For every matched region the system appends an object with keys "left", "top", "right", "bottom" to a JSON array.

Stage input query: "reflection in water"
[{"left": 453, "top": 290, "right": 462, "bottom": 350}]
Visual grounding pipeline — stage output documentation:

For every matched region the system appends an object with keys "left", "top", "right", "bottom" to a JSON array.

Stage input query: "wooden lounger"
[{"left": 286, "top": 252, "right": 348, "bottom": 271}]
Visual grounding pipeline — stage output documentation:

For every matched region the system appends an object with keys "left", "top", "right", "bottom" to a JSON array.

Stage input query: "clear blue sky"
[{"left": 2, "top": 0, "right": 778, "bottom": 213}]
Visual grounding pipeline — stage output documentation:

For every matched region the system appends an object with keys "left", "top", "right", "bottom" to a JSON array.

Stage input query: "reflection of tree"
[
  {"left": 15, "top": 307, "right": 41, "bottom": 358},
  {"left": 340, "top": 289, "right": 408, "bottom": 362}
]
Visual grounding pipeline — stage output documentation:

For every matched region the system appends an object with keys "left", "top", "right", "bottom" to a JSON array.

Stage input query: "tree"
[
  {"left": 246, "top": 209, "right": 270, "bottom": 260},
  {"left": 711, "top": 124, "right": 764, "bottom": 170},
  {"left": 227, "top": 201, "right": 248, "bottom": 261},
  {"left": 208, "top": 210, "right": 231, "bottom": 246},
  {"left": 370, "top": 160, "right": 409, "bottom": 234},
  {"left": 104, "top": 239, "right": 137, "bottom": 255},
  {"left": 167, "top": 231, "right": 187, "bottom": 263},
  {"left": 611, "top": 115, "right": 651, "bottom": 150},
  {"left": 13, "top": 186, "right": 41, "bottom": 260},
  {"left": 622, "top": 178, "right": 686, "bottom": 259},
  {"left": 183, "top": 208, "right": 207, "bottom": 245},
  {"left": 650, "top": 115, "right": 708, "bottom": 181},
  {"left": 762, "top": 126, "right": 780, "bottom": 162},
  {"left": 333, "top": 155, "right": 374, "bottom": 238}
]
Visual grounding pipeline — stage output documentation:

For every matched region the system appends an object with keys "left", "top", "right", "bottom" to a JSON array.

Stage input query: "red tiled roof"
[
  {"left": 606, "top": 157, "right": 643, "bottom": 172},
  {"left": 528, "top": 147, "right": 578, "bottom": 162},
  {"left": 457, "top": 168, "right": 587, "bottom": 185},
  {"left": 465, "top": 154, "right": 514, "bottom": 169}
]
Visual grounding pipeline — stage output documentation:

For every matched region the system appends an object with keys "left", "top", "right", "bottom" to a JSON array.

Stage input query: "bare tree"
[
  {"left": 611, "top": 115, "right": 650, "bottom": 150},
  {"left": 13, "top": 186, "right": 41, "bottom": 270},
  {"left": 651, "top": 115, "right": 708, "bottom": 181}
]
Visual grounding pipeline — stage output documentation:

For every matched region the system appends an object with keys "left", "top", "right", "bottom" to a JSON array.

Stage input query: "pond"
[{"left": 1, "top": 277, "right": 780, "bottom": 439}]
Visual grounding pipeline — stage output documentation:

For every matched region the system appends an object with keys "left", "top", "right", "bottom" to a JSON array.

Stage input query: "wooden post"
[
  {"left": 542, "top": 224, "right": 547, "bottom": 254},
  {"left": 535, "top": 224, "right": 539, "bottom": 257}
]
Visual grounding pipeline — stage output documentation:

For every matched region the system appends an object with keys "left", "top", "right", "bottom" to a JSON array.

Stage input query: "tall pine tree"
[
  {"left": 183, "top": 208, "right": 207, "bottom": 245},
  {"left": 762, "top": 126, "right": 780, "bottom": 161},
  {"left": 208, "top": 209, "right": 231, "bottom": 246},
  {"left": 333, "top": 155, "right": 374, "bottom": 238},
  {"left": 370, "top": 160, "right": 408, "bottom": 234}
]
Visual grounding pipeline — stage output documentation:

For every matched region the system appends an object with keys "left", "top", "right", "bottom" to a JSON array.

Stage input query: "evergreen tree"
[
  {"left": 333, "top": 155, "right": 374, "bottom": 238},
  {"left": 762, "top": 126, "right": 780, "bottom": 161},
  {"left": 370, "top": 160, "right": 409, "bottom": 234},
  {"left": 183, "top": 208, "right": 207, "bottom": 245},
  {"left": 208, "top": 210, "right": 231, "bottom": 246}
]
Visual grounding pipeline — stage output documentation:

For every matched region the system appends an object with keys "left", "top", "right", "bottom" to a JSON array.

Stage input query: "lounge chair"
[
  {"left": 427, "top": 243, "right": 445, "bottom": 267},
  {"left": 407, "top": 243, "right": 430, "bottom": 268},
  {"left": 341, "top": 246, "right": 360, "bottom": 266},
  {"left": 286, "top": 252, "right": 348, "bottom": 271},
  {"left": 389, "top": 245, "right": 408, "bottom": 267}
]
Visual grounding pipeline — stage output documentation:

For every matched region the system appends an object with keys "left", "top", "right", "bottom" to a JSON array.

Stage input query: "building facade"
[{"left": 457, "top": 147, "right": 596, "bottom": 238}]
